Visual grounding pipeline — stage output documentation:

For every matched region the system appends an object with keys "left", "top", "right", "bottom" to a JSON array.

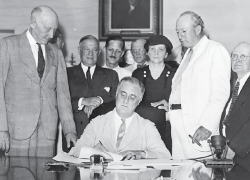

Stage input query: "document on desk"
[
  {"left": 79, "top": 147, "right": 123, "bottom": 161},
  {"left": 53, "top": 152, "right": 89, "bottom": 164},
  {"left": 109, "top": 159, "right": 194, "bottom": 169}
]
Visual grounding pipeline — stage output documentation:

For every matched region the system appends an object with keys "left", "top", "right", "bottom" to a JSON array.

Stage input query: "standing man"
[
  {"left": 221, "top": 42, "right": 250, "bottom": 171},
  {"left": 103, "top": 35, "right": 131, "bottom": 80},
  {"left": 125, "top": 38, "right": 149, "bottom": 73},
  {"left": 169, "top": 11, "right": 231, "bottom": 159},
  {"left": 66, "top": 35, "right": 119, "bottom": 140},
  {"left": 0, "top": 5, "right": 77, "bottom": 156}
]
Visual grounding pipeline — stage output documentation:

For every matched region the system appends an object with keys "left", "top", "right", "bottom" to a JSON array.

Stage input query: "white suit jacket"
[
  {"left": 69, "top": 109, "right": 171, "bottom": 159},
  {"left": 170, "top": 36, "right": 231, "bottom": 150}
]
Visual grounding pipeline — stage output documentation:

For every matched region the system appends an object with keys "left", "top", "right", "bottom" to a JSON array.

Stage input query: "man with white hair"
[
  {"left": 169, "top": 11, "right": 231, "bottom": 159},
  {"left": 0, "top": 5, "right": 77, "bottom": 156},
  {"left": 221, "top": 42, "right": 250, "bottom": 171}
]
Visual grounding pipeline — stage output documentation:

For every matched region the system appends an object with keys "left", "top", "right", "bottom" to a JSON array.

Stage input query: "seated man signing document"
[{"left": 69, "top": 77, "right": 171, "bottom": 160}]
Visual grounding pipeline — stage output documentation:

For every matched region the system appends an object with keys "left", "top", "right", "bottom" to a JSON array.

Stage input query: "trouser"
[
  {"left": 7, "top": 121, "right": 55, "bottom": 157},
  {"left": 169, "top": 109, "right": 211, "bottom": 159}
]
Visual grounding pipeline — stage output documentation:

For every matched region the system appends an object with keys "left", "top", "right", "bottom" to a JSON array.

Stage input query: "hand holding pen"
[
  {"left": 93, "top": 140, "right": 108, "bottom": 152},
  {"left": 189, "top": 135, "right": 202, "bottom": 147}
]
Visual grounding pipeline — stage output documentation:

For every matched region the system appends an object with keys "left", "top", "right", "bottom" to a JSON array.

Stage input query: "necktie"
[
  {"left": 37, "top": 43, "right": 45, "bottom": 79},
  {"left": 86, "top": 67, "right": 91, "bottom": 86},
  {"left": 223, "top": 81, "right": 240, "bottom": 124},
  {"left": 116, "top": 119, "right": 126, "bottom": 148},
  {"left": 173, "top": 48, "right": 193, "bottom": 88}
]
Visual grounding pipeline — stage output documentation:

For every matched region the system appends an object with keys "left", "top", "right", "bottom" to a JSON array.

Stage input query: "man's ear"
[
  {"left": 78, "top": 46, "right": 80, "bottom": 55},
  {"left": 30, "top": 17, "right": 36, "bottom": 29},
  {"left": 195, "top": 25, "right": 202, "bottom": 36},
  {"left": 98, "top": 49, "right": 101, "bottom": 56}
]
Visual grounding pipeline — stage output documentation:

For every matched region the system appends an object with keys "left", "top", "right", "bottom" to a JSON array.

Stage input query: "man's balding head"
[
  {"left": 30, "top": 5, "right": 59, "bottom": 44},
  {"left": 176, "top": 11, "right": 203, "bottom": 48}
]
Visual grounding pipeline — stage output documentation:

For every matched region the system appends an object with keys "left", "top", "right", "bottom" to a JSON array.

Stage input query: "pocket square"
[{"left": 104, "top": 87, "right": 110, "bottom": 92}]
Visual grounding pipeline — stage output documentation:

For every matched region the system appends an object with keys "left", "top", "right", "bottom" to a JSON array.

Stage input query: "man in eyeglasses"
[
  {"left": 220, "top": 42, "right": 250, "bottom": 172},
  {"left": 64, "top": 35, "right": 119, "bottom": 152},
  {"left": 169, "top": 11, "right": 231, "bottom": 159}
]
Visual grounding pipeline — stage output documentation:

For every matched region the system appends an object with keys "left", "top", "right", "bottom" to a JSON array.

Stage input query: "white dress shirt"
[
  {"left": 78, "top": 63, "right": 103, "bottom": 110},
  {"left": 114, "top": 108, "right": 133, "bottom": 143},
  {"left": 223, "top": 72, "right": 250, "bottom": 136},
  {"left": 26, "top": 29, "right": 46, "bottom": 66},
  {"left": 103, "top": 64, "right": 131, "bottom": 80}
]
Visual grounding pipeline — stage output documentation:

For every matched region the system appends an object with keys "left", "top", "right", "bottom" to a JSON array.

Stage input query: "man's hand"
[
  {"left": 94, "top": 142, "right": 108, "bottom": 152},
  {"left": 119, "top": 150, "right": 146, "bottom": 160},
  {"left": 65, "top": 133, "right": 77, "bottom": 148},
  {"left": 151, "top": 100, "right": 169, "bottom": 112},
  {"left": 84, "top": 105, "right": 95, "bottom": 118},
  {"left": 81, "top": 97, "right": 101, "bottom": 107},
  {"left": 0, "top": 131, "right": 10, "bottom": 153},
  {"left": 226, "top": 147, "right": 235, "bottom": 159},
  {"left": 192, "top": 126, "right": 212, "bottom": 144}
]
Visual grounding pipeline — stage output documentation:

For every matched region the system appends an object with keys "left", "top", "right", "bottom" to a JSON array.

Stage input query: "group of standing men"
[{"left": 1, "top": 5, "right": 250, "bottom": 171}]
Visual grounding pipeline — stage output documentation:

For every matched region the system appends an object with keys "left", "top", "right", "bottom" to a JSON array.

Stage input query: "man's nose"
[{"left": 123, "top": 96, "right": 129, "bottom": 104}]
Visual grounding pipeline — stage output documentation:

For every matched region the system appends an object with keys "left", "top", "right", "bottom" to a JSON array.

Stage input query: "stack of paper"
[{"left": 79, "top": 147, "right": 123, "bottom": 161}]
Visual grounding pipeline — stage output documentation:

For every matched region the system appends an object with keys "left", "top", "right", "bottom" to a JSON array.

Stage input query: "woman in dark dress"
[{"left": 132, "top": 35, "right": 175, "bottom": 153}]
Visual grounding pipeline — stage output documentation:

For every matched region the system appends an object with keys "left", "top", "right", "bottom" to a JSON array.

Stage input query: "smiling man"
[
  {"left": 69, "top": 76, "right": 171, "bottom": 160},
  {"left": 66, "top": 35, "right": 119, "bottom": 149},
  {"left": 103, "top": 35, "right": 131, "bottom": 80},
  {"left": 169, "top": 11, "right": 231, "bottom": 159}
]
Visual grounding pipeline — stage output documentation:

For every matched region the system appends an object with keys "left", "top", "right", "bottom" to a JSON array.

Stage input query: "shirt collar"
[
  {"left": 192, "top": 35, "right": 206, "bottom": 53},
  {"left": 237, "top": 71, "right": 250, "bottom": 85},
  {"left": 81, "top": 63, "right": 96, "bottom": 74},
  {"left": 114, "top": 108, "right": 134, "bottom": 122},
  {"left": 26, "top": 29, "right": 37, "bottom": 46}
]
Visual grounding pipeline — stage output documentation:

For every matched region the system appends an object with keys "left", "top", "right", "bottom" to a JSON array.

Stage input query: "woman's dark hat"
[{"left": 144, "top": 35, "right": 173, "bottom": 54}]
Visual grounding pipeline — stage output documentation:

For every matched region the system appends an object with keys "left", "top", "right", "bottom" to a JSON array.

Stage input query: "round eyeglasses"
[{"left": 231, "top": 54, "right": 250, "bottom": 61}]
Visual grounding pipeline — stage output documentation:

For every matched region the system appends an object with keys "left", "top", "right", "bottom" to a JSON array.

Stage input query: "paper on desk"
[
  {"left": 109, "top": 159, "right": 194, "bottom": 169},
  {"left": 79, "top": 147, "right": 123, "bottom": 161},
  {"left": 53, "top": 152, "right": 89, "bottom": 164},
  {"left": 107, "top": 164, "right": 147, "bottom": 170}
]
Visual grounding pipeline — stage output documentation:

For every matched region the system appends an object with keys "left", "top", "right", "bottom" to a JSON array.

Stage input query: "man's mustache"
[{"left": 109, "top": 56, "right": 116, "bottom": 59}]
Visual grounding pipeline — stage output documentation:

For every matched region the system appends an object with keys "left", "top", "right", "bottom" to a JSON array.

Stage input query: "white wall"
[{"left": 1, "top": 0, "right": 250, "bottom": 65}]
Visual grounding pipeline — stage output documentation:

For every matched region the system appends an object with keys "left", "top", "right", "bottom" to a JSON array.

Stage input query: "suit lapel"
[
  {"left": 41, "top": 44, "right": 53, "bottom": 84},
  {"left": 19, "top": 31, "right": 40, "bottom": 84},
  {"left": 91, "top": 65, "right": 107, "bottom": 88},
  {"left": 228, "top": 77, "right": 250, "bottom": 119},
  {"left": 184, "top": 36, "right": 209, "bottom": 73},
  {"left": 72, "top": 64, "right": 89, "bottom": 96},
  {"left": 100, "top": 111, "right": 117, "bottom": 151}
]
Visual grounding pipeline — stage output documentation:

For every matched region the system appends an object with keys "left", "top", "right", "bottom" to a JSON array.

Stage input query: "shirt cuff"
[
  {"left": 97, "top": 96, "right": 103, "bottom": 104},
  {"left": 78, "top": 98, "right": 84, "bottom": 110}
]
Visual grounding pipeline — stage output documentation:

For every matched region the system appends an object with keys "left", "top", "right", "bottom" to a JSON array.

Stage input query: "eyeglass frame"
[{"left": 231, "top": 54, "right": 250, "bottom": 61}]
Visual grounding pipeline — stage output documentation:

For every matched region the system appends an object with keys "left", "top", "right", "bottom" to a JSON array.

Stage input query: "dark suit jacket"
[
  {"left": 222, "top": 76, "right": 250, "bottom": 171},
  {"left": 0, "top": 30, "right": 76, "bottom": 141},
  {"left": 67, "top": 64, "right": 119, "bottom": 137}
]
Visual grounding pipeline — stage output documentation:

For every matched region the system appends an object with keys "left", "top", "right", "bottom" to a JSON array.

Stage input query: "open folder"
[{"left": 79, "top": 147, "right": 123, "bottom": 161}]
